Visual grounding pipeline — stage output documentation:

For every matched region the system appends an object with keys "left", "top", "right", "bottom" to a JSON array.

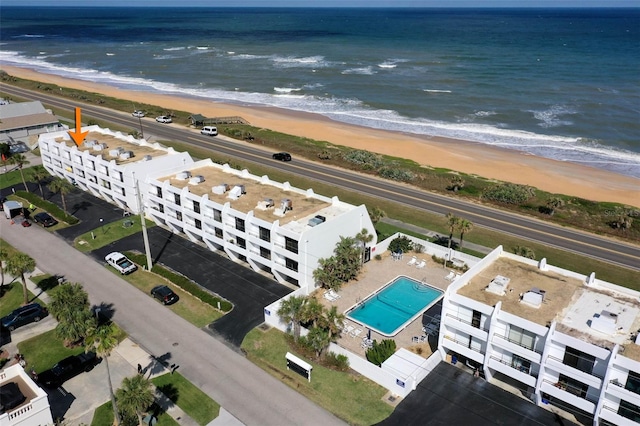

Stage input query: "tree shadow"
[
  {"left": 156, "top": 383, "right": 179, "bottom": 404},
  {"left": 144, "top": 352, "right": 173, "bottom": 377},
  {"left": 70, "top": 200, "right": 92, "bottom": 216},
  {"left": 37, "top": 275, "right": 63, "bottom": 292},
  {"left": 91, "top": 302, "right": 116, "bottom": 324}
]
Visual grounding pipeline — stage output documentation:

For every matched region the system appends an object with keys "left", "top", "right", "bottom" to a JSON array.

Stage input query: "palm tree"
[
  {"left": 49, "top": 177, "right": 74, "bottom": 214},
  {"left": 277, "top": 295, "right": 308, "bottom": 343},
  {"left": 457, "top": 219, "right": 473, "bottom": 251},
  {"left": 322, "top": 305, "right": 345, "bottom": 341},
  {"left": 306, "top": 327, "right": 331, "bottom": 358},
  {"left": 5, "top": 253, "right": 36, "bottom": 305},
  {"left": 300, "top": 298, "right": 324, "bottom": 329},
  {"left": 445, "top": 213, "right": 461, "bottom": 249},
  {"left": 354, "top": 228, "right": 374, "bottom": 265},
  {"left": 513, "top": 245, "right": 536, "bottom": 260},
  {"left": 116, "top": 374, "right": 155, "bottom": 426},
  {"left": 368, "top": 206, "right": 386, "bottom": 224},
  {"left": 0, "top": 247, "right": 8, "bottom": 294},
  {"left": 8, "top": 154, "right": 30, "bottom": 191},
  {"left": 49, "top": 282, "right": 93, "bottom": 346},
  {"left": 85, "top": 322, "right": 121, "bottom": 426},
  {"left": 27, "top": 165, "right": 50, "bottom": 198}
]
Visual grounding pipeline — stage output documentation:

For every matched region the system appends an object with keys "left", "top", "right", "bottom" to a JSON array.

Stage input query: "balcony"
[
  {"left": 492, "top": 334, "right": 543, "bottom": 363},
  {"left": 606, "top": 379, "right": 640, "bottom": 405},
  {"left": 488, "top": 356, "right": 537, "bottom": 387},
  {"left": 445, "top": 313, "right": 489, "bottom": 338},
  {"left": 546, "top": 354, "right": 603, "bottom": 388},
  {"left": 600, "top": 404, "right": 640, "bottom": 426},
  {"left": 442, "top": 335, "right": 485, "bottom": 364},
  {"left": 540, "top": 379, "right": 596, "bottom": 414}
]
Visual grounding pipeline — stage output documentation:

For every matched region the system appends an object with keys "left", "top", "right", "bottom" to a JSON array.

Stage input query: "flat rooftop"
[
  {"left": 159, "top": 165, "right": 334, "bottom": 226},
  {"left": 459, "top": 257, "right": 582, "bottom": 327},
  {"left": 55, "top": 131, "right": 167, "bottom": 165}
]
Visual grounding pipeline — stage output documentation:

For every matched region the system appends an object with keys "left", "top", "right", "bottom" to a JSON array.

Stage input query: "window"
[
  {"left": 101, "top": 180, "right": 111, "bottom": 190},
  {"left": 508, "top": 325, "right": 536, "bottom": 350},
  {"left": 121, "top": 188, "right": 126, "bottom": 196},
  {"left": 118, "top": 171, "right": 124, "bottom": 182},
  {"left": 176, "top": 211, "right": 182, "bottom": 221},
  {"left": 235, "top": 218, "right": 245, "bottom": 232},
  {"left": 156, "top": 187, "right": 163, "bottom": 198},
  {"left": 259, "top": 227, "right": 271, "bottom": 242},
  {"left": 214, "top": 227, "right": 223, "bottom": 238},
  {"left": 158, "top": 204, "right": 164, "bottom": 213},
  {"left": 558, "top": 374, "right": 589, "bottom": 399},
  {"left": 285, "top": 237, "right": 298, "bottom": 254},
  {"left": 213, "top": 209, "right": 222, "bottom": 222},
  {"left": 471, "top": 310, "right": 481, "bottom": 329},
  {"left": 618, "top": 400, "right": 640, "bottom": 422},
  {"left": 236, "top": 237, "right": 246, "bottom": 249},
  {"left": 195, "top": 219, "right": 202, "bottom": 230},
  {"left": 174, "top": 193, "right": 181, "bottom": 206},
  {"left": 285, "top": 258, "right": 298, "bottom": 272},
  {"left": 563, "top": 347, "right": 595, "bottom": 374},
  {"left": 511, "top": 354, "right": 531, "bottom": 374},
  {"left": 626, "top": 371, "right": 640, "bottom": 395},
  {"left": 193, "top": 201, "right": 200, "bottom": 214},
  {"left": 88, "top": 160, "right": 95, "bottom": 170},
  {"left": 260, "top": 247, "right": 271, "bottom": 260}
]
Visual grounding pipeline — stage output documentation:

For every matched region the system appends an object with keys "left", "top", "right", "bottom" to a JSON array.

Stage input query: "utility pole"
[{"left": 133, "top": 172, "right": 153, "bottom": 270}]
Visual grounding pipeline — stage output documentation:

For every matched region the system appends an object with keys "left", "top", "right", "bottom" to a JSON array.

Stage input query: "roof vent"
[{"left": 308, "top": 215, "right": 326, "bottom": 227}]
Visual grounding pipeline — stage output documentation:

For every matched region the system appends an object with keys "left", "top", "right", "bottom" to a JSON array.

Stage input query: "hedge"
[
  {"left": 124, "top": 251, "right": 233, "bottom": 312},
  {"left": 15, "top": 190, "right": 79, "bottom": 224}
]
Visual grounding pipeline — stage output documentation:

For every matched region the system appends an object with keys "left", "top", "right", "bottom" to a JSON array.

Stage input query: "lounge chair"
[
  {"left": 416, "top": 260, "right": 426, "bottom": 269},
  {"left": 412, "top": 336, "right": 421, "bottom": 343},
  {"left": 328, "top": 289, "right": 341, "bottom": 299},
  {"left": 407, "top": 256, "right": 417, "bottom": 266},
  {"left": 444, "top": 271, "right": 455, "bottom": 281},
  {"left": 350, "top": 328, "right": 363, "bottom": 339},
  {"left": 343, "top": 325, "right": 355, "bottom": 336},
  {"left": 323, "top": 291, "right": 337, "bottom": 302}
]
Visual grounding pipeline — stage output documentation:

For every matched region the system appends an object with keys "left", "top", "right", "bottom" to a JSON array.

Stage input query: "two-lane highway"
[{"left": 3, "top": 83, "right": 639, "bottom": 271}]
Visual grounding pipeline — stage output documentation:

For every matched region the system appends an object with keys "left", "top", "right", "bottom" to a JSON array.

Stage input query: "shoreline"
[{"left": 1, "top": 64, "right": 638, "bottom": 208}]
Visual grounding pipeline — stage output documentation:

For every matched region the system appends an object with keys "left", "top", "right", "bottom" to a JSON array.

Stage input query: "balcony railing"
[
  {"left": 489, "top": 355, "right": 533, "bottom": 375},
  {"left": 444, "top": 335, "right": 484, "bottom": 354},
  {"left": 445, "top": 313, "right": 490, "bottom": 332},
  {"left": 547, "top": 355, "right": 604, "bottom": 380},
  {"left": 493, "top": 333, "right": 542, "bottom": 353}
]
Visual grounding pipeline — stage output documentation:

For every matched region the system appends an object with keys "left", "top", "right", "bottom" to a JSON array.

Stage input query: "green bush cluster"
[
  {"left": 387, "top": 235, "right": 414, "bottom": 254},
  {"left": 378, "top": 166, "right": 415, "bottom": 182},
  {"left": 15, "top": 190, "right": 79, "bottom": 224},
  {"left": 124, "top": 252, "right": 232, "bottom": 312},
  {"left": 366, "top": 339, "right": 397, "bottom": 366},
  {"left": 482, "top": 183, "right": 536, "bottom": 204},
  {"left": 323, "top": 351, "right": 350, "bottom": 371},
  {"left": 341, "top": 150, "right": 385, "bottom": 170}
]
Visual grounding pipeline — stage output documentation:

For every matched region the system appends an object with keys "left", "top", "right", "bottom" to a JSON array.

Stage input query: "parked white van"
[{"left": 201, "top": 126, "right": 218, "bottom": 136}]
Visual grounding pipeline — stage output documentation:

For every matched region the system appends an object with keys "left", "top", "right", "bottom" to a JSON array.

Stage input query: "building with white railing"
[
  {"left": 38, "top": 127, "right": 376, "bottom": 290},
  {"left": 0, "top": 364, "right": 53, "bottom": 426},
  {"left": 438, "top": 245, "right": 640, "bottom": 426}
]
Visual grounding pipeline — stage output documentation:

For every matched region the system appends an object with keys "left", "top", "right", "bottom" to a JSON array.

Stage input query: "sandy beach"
[{"left": 2, "top": 65, "right": 638, "bottom": 207}]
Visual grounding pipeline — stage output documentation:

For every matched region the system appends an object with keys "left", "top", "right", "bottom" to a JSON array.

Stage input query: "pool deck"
[{"left": 314, "top": 252, "right": 454, "bottom": 358}]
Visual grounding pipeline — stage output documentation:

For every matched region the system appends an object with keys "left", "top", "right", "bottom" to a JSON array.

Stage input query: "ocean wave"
[
  {"left": 423, "top": 89, "right": 452, "bottom": 93},
  {"left": 106, "top": 53, "right": 115, "bottom": 56},
  {"left": 530, "top": 104, "right": 577, "bottom": 128},
  {"left": 342, "top": 66, "right": 375, "bottom": 75},
  {"left": 13, "top": 34, "right": 45, "bottom": 38},
  {"left": 271, "top": 55, "right": 327, "bottom": 68},
  {"left": 163, "top": 47, "right": 186, "bottom": 51},
  {"left": 1, "top": 50, "right": 638, "bottom": 178},
  {"left": 378, "top": 62, "right": 397, "bottom": 69}
]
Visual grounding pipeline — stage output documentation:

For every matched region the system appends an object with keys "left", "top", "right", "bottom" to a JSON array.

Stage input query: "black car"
[
  {"left": 0, "top": 382, "right": 26, "bottom": 414},
  {"left": 33, "top": 212, "right": 58, "bottom": 227},
  {"left": 1, "top": 303, "right": 48, "bottom": 331},
  {"left": 37, "top": 352, "right": 99, "bottom": 388},
  {"left": 272, "top": 152, "right": 292, "bottom": 161},
  {"left": 150, "top": 285, "right": 179, "bottom": 305}
]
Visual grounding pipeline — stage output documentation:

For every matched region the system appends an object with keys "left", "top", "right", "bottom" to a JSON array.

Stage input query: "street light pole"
[
  {"left": 133, "top": 172, "right": 153, "bottom": 270},
  {"left": 99, "top": 218, "right": 104, "bottom": 234}
]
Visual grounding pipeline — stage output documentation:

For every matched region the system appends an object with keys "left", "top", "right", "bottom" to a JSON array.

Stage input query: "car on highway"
[
  {"left": 150, "top": 285, "right": 179, "bottom": 305},
  {"left": 272, "top": 152, "right": 292, "bottom": 162},
  {"left": 132, "top": 110, "right": 145, "bottom": 118},
  {"left": 1, "top": 303, "right": 48, "bottom": 331},
  {"left": 200, "top": 126, "right": 218, "bottom": 136},
  {"left": 37, "top": 351, "right": 99, "bottom": 388},
  {"left": 155, "top": 115, "right": 172, "bottom": 123},
  {"left": 33, "top": 212, "right": 59, "bottom": 227},
  {"left": 105, "top": 252, "right": 138, "bottom": 275}
]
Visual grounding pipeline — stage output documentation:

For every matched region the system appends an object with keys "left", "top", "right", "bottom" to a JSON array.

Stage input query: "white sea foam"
[
  {"left": 13, "top": 34, "right": 44, "bottom": 38},
  {"left": 163, "top": 47, "right": 186, "bottom": 51},
  {"left": 530, "top": 104, "right": 577, "bottom": 128},
  {"left": 378, "top": 62, "right": 397, "bottom": 69},
  {"left": 423, "top": 89, "right": 452, "bottom": 93},
  {"left": 106, "top": 53, "right": 115, "bottom": 56},
  {"left": 196, "top": 46, "right": 209, "bottom": 50},
  {"left": 271, "top": 55, "right": 327, "bottom": 68},
  {"left": 274, "top": 87, "right": 302, "bottom": 93},
  {"left": 342, "top": 66, "right": 375, "bottom": 75},
  {"left": 474, "top": 110, "right": 496, "bottom": 117}
]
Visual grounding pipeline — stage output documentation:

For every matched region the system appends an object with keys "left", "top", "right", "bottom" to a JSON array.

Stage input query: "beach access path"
[{"left": 0, "top": 219, "right": 345, "bottom": 426}]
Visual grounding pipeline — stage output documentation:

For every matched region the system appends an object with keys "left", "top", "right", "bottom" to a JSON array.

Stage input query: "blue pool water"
[{"left": 346, "top": 276, "right": 444, "bottom": 336}]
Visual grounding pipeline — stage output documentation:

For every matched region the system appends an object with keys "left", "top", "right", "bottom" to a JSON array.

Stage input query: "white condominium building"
[
  {"left": 38, "top": 126, "right": 376, "bottom": 290},
  {"left": 439, "top": 246, "right": 640, "bottom": 426}
]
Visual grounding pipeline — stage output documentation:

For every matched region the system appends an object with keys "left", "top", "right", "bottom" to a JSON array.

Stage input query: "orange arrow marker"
[{"left": 68, "top": 107, "right": 88, "bottom": 146}]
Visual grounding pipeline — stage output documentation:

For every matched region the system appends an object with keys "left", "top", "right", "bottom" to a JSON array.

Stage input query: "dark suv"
[
  {"left": 33, "top": 212, "right": 58, "bottom": 227},
  {"left": 1, "top": 303, "right": 48, "bottom": 331},
  {"left": 272, "top": 152, "right": 292, "bottom": 161},
  {"left": 150, "top": 285, "right": 179, "bottom": 305}
]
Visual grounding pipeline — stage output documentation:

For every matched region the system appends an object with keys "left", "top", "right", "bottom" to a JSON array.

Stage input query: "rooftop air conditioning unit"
[
  {"left": 264, "top": 198, "right": 274, "bottom": 208},
  {"left": 175, "top": 171, "right": 192, "bottom": 180},
  {"left": 119, "top": 151, "right": 134, "bottom": 160},
  {"left": 84, "top": 140, "right": 97, "bottom": 148},
  {"left": 189, "top": 175, "right": 205, "bottom": 184},
  {"left": 92, "top": 143, "right": 108, "bottom": 151},
  {"left": 281, "top": 198, "right": 293, "bottom": 212},
  {"left": 233, "top": 184, "right": 246, "bottom": 194},
  {"left": 141, "top": 155, "right": 152, "bottom": 161},
  {"left": 308, "top": 215, "right": 326, "bottom": 227},
  {"left": 109, "top": 147, "right": 124, "bottom": 157}
]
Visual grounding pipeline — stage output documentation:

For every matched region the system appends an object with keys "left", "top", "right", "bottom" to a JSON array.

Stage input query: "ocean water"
[{"left": 1, "top": 7, "right": 639, "bottom": 178}]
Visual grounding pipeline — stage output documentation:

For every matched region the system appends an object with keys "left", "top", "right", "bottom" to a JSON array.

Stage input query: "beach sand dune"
[{"left": 2, "top": 65, "right": 638, "bottom": 208}]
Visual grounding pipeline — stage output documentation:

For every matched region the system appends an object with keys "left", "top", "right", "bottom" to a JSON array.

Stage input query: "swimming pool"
[{"left": 346, "top": 276, "right": 444, "bottom": 336}]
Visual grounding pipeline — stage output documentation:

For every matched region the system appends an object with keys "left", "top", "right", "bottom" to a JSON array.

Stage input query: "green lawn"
[
  {"left": 0, "top": 281, "right": 47, "bottom": 318},
  {"left": 151, "top": 372, "right": 220, "bottom": 425},
  {"left": 16, "top": 329, "right": 85, "bottom": 374},
  {"left": 74, "top": 216, "right": 156, "bottom": 252},
  {"left": 241, "top": 328, "right": 394, "bottom": 426},
  {"left": 113, "top": 266, "right": 222, "bottom": 328},
  {"left": 0, "top": 169, "right": 25, "bottom": 189}
]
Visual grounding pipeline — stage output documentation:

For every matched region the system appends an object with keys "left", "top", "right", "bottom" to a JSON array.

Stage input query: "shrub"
[
  {"left": 378, "top": 167, "right": 415, "bottom": 182},
  {"left": 341, "top": 150, "right": 385, "bottom": 170},
  {"left": 482, "top": 183, "right": 536, "bottom": 204},
  {"left": 323, "top": 352, "right": 350, "bottom": 371},
  {"left": 366, "top": 339, "right": 396, "bottom": 366},
  {"left": 388, "top": 235, "right": 413, "bottom": 254},
  {"left": 124, "top": 252, "right": 232, "bottom": 312}
]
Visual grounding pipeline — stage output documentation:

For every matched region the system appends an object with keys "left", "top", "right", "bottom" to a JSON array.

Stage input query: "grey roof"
[
  {"left": 0, "top": 101, "right": 59, "bottom": 132},
  {"left": 0, "top": 101, "right": 47, "bottom": 118}
]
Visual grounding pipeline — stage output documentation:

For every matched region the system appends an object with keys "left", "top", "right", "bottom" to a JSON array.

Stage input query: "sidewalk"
[{"left": 1, "top": 268, "right": 242, "bottom": 426}]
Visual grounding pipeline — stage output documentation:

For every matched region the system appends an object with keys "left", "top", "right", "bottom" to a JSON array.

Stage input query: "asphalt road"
[
  {"left": 2, "top": 83, "right": 639, "bottom": 272},
  {"left": 0, "top": 219, "right": 345, "bottom": 426}
]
